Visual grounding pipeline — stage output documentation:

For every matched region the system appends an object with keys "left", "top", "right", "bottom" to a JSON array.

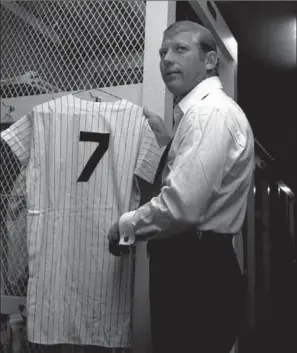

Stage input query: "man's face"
[{"left": 159, "top": 31, "right": 207, "bottom": 97}]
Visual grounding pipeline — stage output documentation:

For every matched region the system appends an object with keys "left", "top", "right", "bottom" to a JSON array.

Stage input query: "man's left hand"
[{"left": 108, "top": 221, "right": 130, "bottom": 256}]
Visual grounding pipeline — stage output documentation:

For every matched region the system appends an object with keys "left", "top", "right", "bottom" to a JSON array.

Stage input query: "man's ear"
[{"left": 205, "top": 51, "right": 218, "bottom": 71}]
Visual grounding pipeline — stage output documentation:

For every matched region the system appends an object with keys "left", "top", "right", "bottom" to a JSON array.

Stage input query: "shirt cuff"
[{"left": 119, "top": 210, "right": 137, "bottom": 245}]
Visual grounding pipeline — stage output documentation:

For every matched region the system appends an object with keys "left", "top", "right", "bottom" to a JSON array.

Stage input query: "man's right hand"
[
  {"left": 108, "top": 221, "right": 129, "bottom": 256},
  {"left": 143, "top": 107, "right": 172, "bottom": 147}
]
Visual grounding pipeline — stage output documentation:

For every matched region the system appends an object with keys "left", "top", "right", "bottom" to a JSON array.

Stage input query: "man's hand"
[
  {"left": 108, "top": 221, "right": 130, "bottom": 257},
  {"left": 143, "top": 107, "right": 172, "bottom": 147}
]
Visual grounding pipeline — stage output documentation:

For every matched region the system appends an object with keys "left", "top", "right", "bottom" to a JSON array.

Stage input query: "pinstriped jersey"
[{"left": 1, "top": 95, "right": 162, "bottom": 347}]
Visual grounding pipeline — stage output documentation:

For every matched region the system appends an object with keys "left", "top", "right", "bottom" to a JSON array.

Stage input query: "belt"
[
  {"left": 147, "top": 230, "right": 234, "bottom": 256},
  {"left": 195, "top": 230, "right": 234, "bottom": 243}
]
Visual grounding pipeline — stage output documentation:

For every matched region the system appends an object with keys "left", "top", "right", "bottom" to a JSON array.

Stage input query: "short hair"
[
  {"left": 164, "top": 21, "right": 219, "bottom": 75},
  {"left": 164, "top": 21, "right": 217, "bottom": 55}
]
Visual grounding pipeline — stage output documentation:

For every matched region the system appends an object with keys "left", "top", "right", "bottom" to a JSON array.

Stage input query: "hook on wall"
[{"left": 2, "top": 101, "right": 16, "bottom": 113}]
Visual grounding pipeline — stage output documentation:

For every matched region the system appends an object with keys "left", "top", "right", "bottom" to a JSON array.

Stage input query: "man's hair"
[
  {"left": 164, "top": 21, "right": 219, "bottom": 74},
  {"left": 164, "top": 21, "right": 217, "bottom": 54}
]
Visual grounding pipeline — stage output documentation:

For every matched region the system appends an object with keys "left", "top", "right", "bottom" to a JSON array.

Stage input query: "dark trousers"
[{"left": 148, "top": 232, "right": 243, "bottom": 353}]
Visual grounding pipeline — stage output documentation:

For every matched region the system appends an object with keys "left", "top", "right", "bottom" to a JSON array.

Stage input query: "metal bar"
[
  {"left": 289, "top": 200, "right": 295, "bottom": 248},
  {"left": 189, "top": 0, "right": 238, "bottom": 63},
  {"left": 262, "top": 179, "right": 271, "bottom": 319},
  {"left": 247, "top": 174, "right": 256, "bottom": 329},
  {"left": 255, "top": 139, "right": 275, "bottom": 162}
]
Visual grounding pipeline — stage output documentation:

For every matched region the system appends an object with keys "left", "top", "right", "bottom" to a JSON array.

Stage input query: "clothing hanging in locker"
[{"left": 0, "top": 94, "right": 163, "bottom": 348}]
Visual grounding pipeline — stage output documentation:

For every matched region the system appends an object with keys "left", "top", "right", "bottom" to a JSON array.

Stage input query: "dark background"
[
  {"left": 216, "top": 4, "right": 297, "bottom": 352},
  {"left": 216, "top": 1, "right": 297, "bottom": 194}
]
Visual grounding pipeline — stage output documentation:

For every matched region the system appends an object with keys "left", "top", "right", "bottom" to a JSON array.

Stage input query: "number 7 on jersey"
[{"left": 77, "top": 131, "right": 110, "bottom": 182}]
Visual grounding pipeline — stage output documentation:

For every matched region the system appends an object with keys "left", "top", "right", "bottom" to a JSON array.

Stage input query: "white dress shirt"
[{"left": 119, "top": 77, "right": 254, "bottom": 244}]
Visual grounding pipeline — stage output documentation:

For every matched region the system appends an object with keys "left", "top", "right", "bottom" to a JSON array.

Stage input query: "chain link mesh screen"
[
  {"left": 0, "top": 314, "right": 10, "bottom": 353},
  {"left": 1, "top": 1, "right": 146, "bottom": 351},
  {"left": 0, "top": 0, "right": 146, "bottom": 97},
  {"left": 0, "top": 134, "right": 28, "bottom": 297}
]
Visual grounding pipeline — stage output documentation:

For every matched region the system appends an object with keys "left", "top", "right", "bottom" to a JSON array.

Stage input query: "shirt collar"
[{"left": 173, "top": 77, "right": 223, "bottom": 128}]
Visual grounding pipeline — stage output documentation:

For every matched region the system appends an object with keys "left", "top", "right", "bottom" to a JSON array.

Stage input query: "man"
[{"left": 108, "top": 21, "right": 254, "bottom": 353}]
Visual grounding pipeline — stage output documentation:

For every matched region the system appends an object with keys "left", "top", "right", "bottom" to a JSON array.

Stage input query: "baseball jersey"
[{"left": 0, "top": 95, "right": 162, "bottom": 347}]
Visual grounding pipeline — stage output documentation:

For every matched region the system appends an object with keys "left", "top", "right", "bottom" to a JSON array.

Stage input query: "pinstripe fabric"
[{"left": 0, "top": 95, "right": 161, "bottom": 348}]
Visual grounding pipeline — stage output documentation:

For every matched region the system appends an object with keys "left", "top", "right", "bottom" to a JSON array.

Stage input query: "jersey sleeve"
[
  {"left": 134, "top": 119, "right": 164, "bottom": 184},
  {"left": 0, "top": 111, "right": 33, "bottom": 166}
]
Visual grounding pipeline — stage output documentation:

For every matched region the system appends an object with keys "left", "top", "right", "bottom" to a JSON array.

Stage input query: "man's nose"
[{"left": 163, "top": 49, "right": 175, "bottom": 64}]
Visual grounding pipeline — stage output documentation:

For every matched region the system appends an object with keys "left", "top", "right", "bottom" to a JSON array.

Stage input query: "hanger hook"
[
  {"left": 89, "top": 92, "right": 101, "bottom": 103},
  {"left": 2, "top": 101, "right": 15, "bottom": 113}
]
